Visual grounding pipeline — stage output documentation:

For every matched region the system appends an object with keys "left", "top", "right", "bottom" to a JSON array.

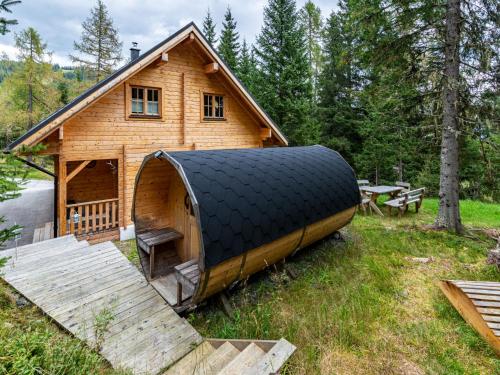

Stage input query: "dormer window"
[
  {"left": 128, "top": 85, "right": 161, "bottom": 118},
  {"left": 203, "top": 93, "right": 225, "bottom": 120}
]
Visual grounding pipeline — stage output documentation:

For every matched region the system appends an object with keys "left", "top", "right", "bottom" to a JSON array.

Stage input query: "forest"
[{"left": 0, "top": 0, "right": 498, "bottom": 202}]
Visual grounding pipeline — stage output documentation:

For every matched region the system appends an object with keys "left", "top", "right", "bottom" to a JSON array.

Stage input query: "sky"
[{"left": 0, "top": 0, "right": 338, "bottom": 66}]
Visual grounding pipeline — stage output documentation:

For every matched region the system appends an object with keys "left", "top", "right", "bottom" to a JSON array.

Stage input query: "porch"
[{"left": 56, "top": 158, "right": 121, "bottom": 242}]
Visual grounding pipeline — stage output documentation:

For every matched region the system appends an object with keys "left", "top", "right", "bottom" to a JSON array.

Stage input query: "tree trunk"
[{"left": 435, "top": 0, "right": 463, "bottom": 233}]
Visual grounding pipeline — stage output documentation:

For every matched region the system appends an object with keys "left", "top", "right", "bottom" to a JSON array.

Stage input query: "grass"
[
  {"left": 0, "top": 198, "right": 498, "bottom": 374},
  {"left": 0, "top": 279, "right": 128, "bottom": 374},
  {"left": 188, "top": 199, "right": 500, "bottom": 374}
]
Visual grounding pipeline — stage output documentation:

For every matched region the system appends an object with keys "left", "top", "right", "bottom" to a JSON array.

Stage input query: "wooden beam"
[
  {"left": 260, "top": 127, "right": 272, "bottom": 140},
  {"left": 204, "top": 62, "right": 219, "bottom": 74},
  {"left": 58, "top": 156, "right": 67, "bottom": 237},
  {"left": 184, "top": 32, "right": 195, "bottom": 45},
  {"left": 66, "top": 160, "right": 91, "bottom": 183},
  {"left": 156, "top": 52, "right": 168, "bottom": 66},
  {"left": 58, "top": 125, "right": 64, "bottom": 140}
]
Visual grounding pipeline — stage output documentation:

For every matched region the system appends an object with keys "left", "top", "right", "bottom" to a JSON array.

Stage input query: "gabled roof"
[{"left": 6, "top": 22, "right": 287, "bottom": 151}]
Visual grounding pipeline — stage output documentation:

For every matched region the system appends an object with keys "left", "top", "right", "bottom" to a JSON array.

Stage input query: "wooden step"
[
  {"left": 218, "top": 342, "right": 266, "bottom": 374},
  {"left": 242, "top": 338, "right": 296, "bottom": 375},
  {"left": 164, "top": 341, "right": 216, "bottom": 375},
  {"left": 193, "top": 341, "right": 240, "bottom": 375}
]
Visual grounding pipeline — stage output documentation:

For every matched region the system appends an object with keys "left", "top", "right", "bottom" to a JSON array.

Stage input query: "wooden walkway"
[
  {"left": 440, "top": 280, "right": 500, "bottom": 356},
  {"left": 1, "top": 235, "right": 202, "bottom": 374}
]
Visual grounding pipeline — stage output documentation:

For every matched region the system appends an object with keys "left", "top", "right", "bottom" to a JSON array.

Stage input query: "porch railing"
[{"left": 65, "top": 198, "right": 119, "bottom": 236}]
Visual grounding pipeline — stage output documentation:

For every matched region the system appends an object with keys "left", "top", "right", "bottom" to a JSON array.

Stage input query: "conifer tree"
[
  {"left": 0, "top": 0, "right": 21, "bottom": 35},
  {"left": 318, "top": 7, "right": 362, "bottom": 163},
  {"left": 11, "top": 28, "right": 57, "bottom": 130},
  {"left": 238, "top": 39, "right": 258, "bottom": 94},
  {"left": 299, "top": 1, "right": 322, "bottom": 98},
  {"left": 218, "top": 6, "right": 240, "bottom": 71},
  {"left": 254, "top": 0, "right": 317, "bottom": 145},
  {"left": 202, "top": 8, "right": 217, "bottom": 46},
  {"left": 71, "top": 0, "right": 122, "bottom": 82}
]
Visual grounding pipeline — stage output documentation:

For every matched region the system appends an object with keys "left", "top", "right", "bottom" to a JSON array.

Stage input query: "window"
[
  {"left": 203, "top": 93, "right": 225, "bottom": 120},
  {"left": 129, "top": 86, "right": 161, "bottom": 118}
]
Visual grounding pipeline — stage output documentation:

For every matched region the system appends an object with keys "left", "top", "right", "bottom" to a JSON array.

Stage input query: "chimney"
[{"left": 130, "top": 42, "right": 140, "bottom": 61}]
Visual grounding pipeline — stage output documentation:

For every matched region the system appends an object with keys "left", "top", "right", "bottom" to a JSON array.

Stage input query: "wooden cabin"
[
  {"left": 5, "top": 23, "right": 287, "bottom": 242},
  {"left": 133, "top": 146, "right": 360, "bottom": 310}
]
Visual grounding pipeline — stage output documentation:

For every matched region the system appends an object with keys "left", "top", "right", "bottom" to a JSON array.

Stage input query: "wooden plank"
[
  {"left": 99, "top": 203, "right": 103, "bottom": 231},
  {"left": 242, "top": 338, "right": 296, "bottom": 375},
  {"left": 85, "top": 205, "right": 90, "bottom": 233},
  {"left": 466, "top": 293, "right": 500, "bottom": 301},
  {"left": 92, "top": 204, "right": 97, "bottom": 232},
  {"left": 111, "top": 201, "right": 117, "bottom": 227},
  {"left": 105, "top": 202, "right": 110, "bottom": 229},
  {"left": 218, "top": 342, "right": 265, "bottom": 375},
  {"left": 482, "top": 315, "right": 500, "bottom": 323},
  {"left": 164, "top": 341, "right": 215, "bottom": 375},
  {"left": 472, "top": 300, "right": 500, "bottom": 308},
  {"left": 69, "top": 207, "right": 75, "bottom": 234},
  {"left": 462, "top": 288, "right": 500, "bottom": 296}
]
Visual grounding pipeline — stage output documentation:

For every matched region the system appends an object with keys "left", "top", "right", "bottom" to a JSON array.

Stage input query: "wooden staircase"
[
  {"left": 165, "top": 338, "right": 295, "bottom": 375},
  {"left": 0, "top": 236, "right": 295, "bottom": 374}
]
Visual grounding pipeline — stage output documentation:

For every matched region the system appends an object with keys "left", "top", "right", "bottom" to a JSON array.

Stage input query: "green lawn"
[
  {"left": 0, "top": 198, "right": 498, "bottom": 374},
  {"left": 189, "top": 199, "right": 500, "bottom": 374}
]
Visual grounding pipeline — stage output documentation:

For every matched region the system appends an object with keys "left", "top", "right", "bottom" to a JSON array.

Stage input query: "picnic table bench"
[
  {"left": 384, "top": 188, "right": 425, "bottom": 217},
  {"left": 359, "top": 185, "right": 404, "bottom": 216}
]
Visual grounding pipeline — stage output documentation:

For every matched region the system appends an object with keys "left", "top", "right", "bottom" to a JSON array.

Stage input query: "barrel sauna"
[{"left": 132, "top": 145, "right": 360, "bottom": 310}]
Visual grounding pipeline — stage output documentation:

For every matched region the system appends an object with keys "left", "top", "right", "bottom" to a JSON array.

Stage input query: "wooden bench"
[
  {"left": 137, "top": 227, "right": 183, "bottom": 279},
  {"left": 395, "top": 181, "right": 411, "bottom": 193},
  {"left": 175, "top": 259, "right": 200, "bottom": 305},
  {"left": 384, "top": 188, "right": 425, "bottom": 217},
  {"left": 357, "top": 180, "right": 373, "bottom": 214}
]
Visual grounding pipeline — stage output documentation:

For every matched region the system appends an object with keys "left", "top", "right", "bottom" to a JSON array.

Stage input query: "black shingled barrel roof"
[{"left": 158, "top": 145, "right": 360, "bottom": 269}]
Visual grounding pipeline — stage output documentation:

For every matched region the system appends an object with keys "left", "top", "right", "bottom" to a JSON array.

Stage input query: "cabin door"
[{"left": 183, "top": 195, "right": 199, "bottom": 261}]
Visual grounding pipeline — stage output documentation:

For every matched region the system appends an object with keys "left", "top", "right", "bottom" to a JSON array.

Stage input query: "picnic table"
[{"left": 359, "top": 185, "right": 404, "bottom": 216}]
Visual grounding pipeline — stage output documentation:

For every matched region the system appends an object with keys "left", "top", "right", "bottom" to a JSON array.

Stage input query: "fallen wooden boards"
[
  {"left": 440, "top": 280, "right": 500, "bottom": 356},
  {"left": 1, "top": 235, "right": 202, "bottom": 374}
]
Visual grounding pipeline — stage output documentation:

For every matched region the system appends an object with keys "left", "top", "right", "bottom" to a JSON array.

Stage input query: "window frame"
[
  {"left": 202, "top": 92, "right": 226, "bottom": 121},
  {"left": 126, "top": 84, "right": 163, "bottom": 120}
]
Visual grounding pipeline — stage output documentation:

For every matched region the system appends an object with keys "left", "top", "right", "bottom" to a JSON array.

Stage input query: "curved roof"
[{"left": 153, "top": 146, "right": 360, "bottom": 269}]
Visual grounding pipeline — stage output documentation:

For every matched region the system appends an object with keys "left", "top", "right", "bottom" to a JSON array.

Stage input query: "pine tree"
[
  {"left": 202, "top": 8, "right": 217, "bottom": 46},
  {"left": 71, "top": 0, "right": 122, "bottom": 82},
  {"left": 318, "top": 7, "right": 362, "bottom": 163},
  {"left": 0, "top": 0, "right": 21, "bottom": 35},
  {"left": 254, "top": 0, "right": 317, "bottom": 145},
  {"left": 218, "top": 6, "right": 240, "bottom": 71},
  {"left": 299, "top": 1, "right": 322, "bottom": 99},
  {"left": 238, "top": 40, "right": 258, "bottom": 94}
]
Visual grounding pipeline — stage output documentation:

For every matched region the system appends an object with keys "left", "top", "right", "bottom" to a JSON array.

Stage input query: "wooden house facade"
[{"left": 6, "top": 23, "right": 287, "bottom": 242}]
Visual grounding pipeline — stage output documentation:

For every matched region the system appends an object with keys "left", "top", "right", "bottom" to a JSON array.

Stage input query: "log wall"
[{"left": 48, "top": 43, "right": 265, "bottom": 228}]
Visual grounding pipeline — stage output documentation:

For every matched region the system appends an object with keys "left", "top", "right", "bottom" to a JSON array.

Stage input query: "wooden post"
[
  {"left": 177, "top": 281, "right": 183, "bottom": 306},
  {"left": 182, "top": 73, "right": 187, "bottom": 144},
  {"left": 58, "top": 157, "right": 67, "bottom": 236}
]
